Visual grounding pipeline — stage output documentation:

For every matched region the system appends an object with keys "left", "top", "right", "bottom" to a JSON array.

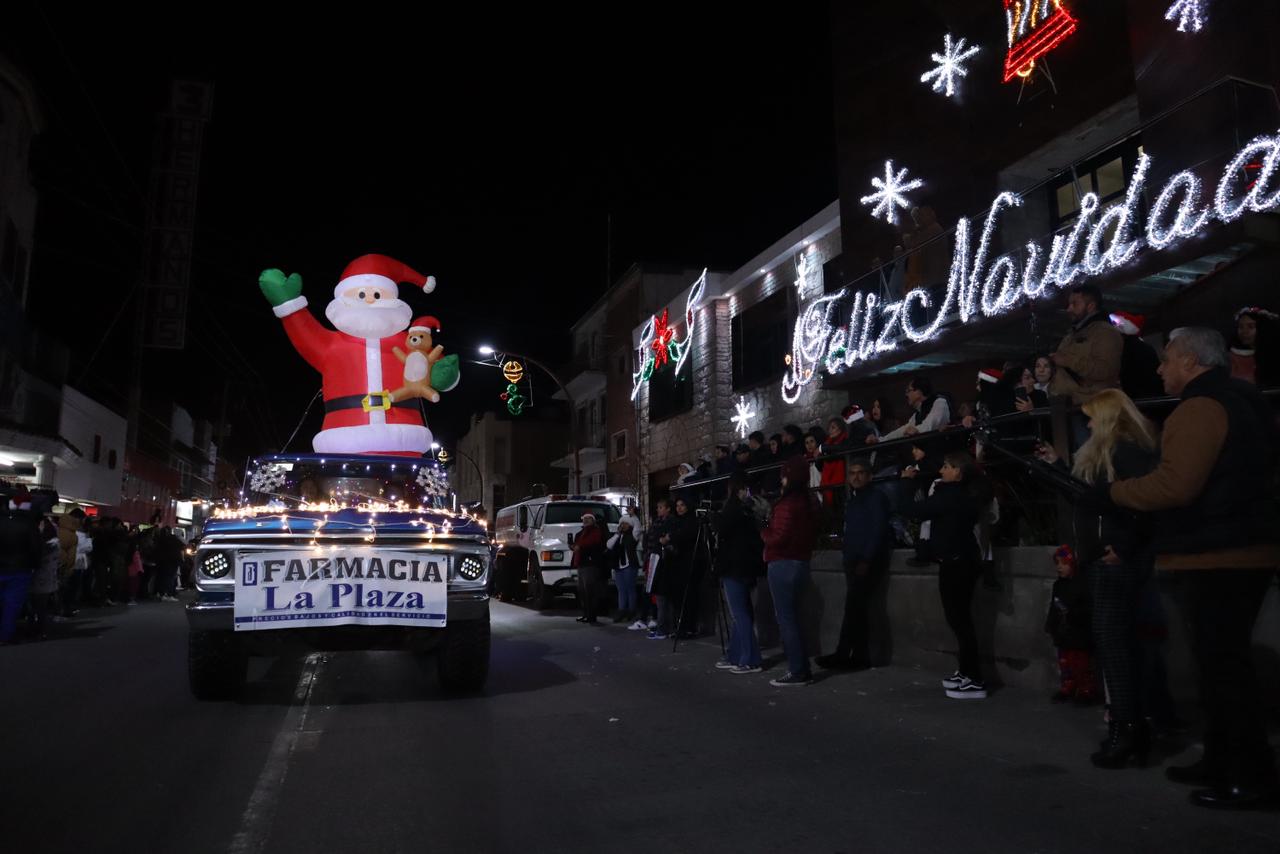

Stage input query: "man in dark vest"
[{"left": 1108, "top": 327, "right": 1278, "bottom": 810}]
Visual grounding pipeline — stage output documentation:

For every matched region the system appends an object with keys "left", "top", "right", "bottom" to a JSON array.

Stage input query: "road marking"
[{"left": 227, "top": 653, "right": 324, "bottom": 854}]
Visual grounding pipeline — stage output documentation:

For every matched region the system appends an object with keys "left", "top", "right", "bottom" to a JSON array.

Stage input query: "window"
[
  {"left": 490, "top": 484, "right": 506, "bottom": 516},
  {"left": 108, "top": 450, "right": 117, "bottom": 470},
  {"left": 591, "top": 473, "right": 607, "bottom": 491},
  {"left": 544, "top": 502, "right": 620, "bottom": 524},
  {"left": 611, "top": 430, "right": 627, "bottom": 461},
  {"left": 732, "top": 287, "right": 794, "bottom": 390},
  {"left": 1050, "top": 140, "right": 1143, "bottom": 230},
  {"left": 648, "top": 350, "right": 694, "bottom": 423},
  {"left": 93, "top": 435, "right": 102, "bottom": 464}
]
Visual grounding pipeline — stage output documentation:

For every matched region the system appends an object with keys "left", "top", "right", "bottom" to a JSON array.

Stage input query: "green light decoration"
[{"left": 500, "top": 382, "right": 526, "bottom": 416}]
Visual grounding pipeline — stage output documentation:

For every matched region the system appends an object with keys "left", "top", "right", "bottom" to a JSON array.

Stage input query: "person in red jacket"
[{"left": 760, "top": 455, "right": 819, "bottom": 686}]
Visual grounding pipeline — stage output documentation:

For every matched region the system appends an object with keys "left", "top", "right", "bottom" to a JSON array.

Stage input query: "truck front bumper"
[{"left": 186, "top": 590, "right": 491, "bottom": 634}]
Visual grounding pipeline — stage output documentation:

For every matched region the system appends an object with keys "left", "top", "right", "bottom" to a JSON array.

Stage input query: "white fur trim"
[
  {"left": 843, "top": 408, "right": 865, "bottom": 423},
  {"left": 1109, "top": 313, "right": 1139, "bottom": 336},
  {"left": 334, "top": 273, "right": 397, "bottom": 300},
  {"left": 977, "top": 370, "right": 1000, "bottom": 384},
  {"left": 273, "top": 296, "right": 308, "bottom": 318},
  {"left": 423, "top": 275, "right": 436, "bottom": 294},
  {"left": 365, "top": 339, "right": 385, "bottom": 426},
  {"left": 1231, "top": 347, "right": 1256, "bottom": 357},
  {"left": 312, "top": 422, "right": 433, "bottom": 455}
]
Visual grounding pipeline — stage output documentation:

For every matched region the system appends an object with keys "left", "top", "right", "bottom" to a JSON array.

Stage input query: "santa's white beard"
[{"left": 325, "top": 297, "right": 413, "bottom": 339}]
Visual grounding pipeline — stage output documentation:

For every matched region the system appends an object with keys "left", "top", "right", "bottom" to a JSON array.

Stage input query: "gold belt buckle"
[{"left": 361, "top": 391, "right": 392, "bottom": 412}]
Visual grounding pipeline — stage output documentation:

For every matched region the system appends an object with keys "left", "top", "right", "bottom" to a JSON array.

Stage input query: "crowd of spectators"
[
  {"left": 0, "top": 494, "right": 189, "bottom": 645},
  {"left": 565, "top": 293, "right": 1278, "bottom": 811}
]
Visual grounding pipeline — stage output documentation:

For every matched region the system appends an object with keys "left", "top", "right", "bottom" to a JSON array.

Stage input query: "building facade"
[{"left": 455, "top": 409, "right": 571, "bottom": 522}]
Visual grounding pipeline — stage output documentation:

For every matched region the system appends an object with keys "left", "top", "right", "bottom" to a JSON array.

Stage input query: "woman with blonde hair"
[{"left": 1038, "top": 388, "right": 1158, "bottom": 768}]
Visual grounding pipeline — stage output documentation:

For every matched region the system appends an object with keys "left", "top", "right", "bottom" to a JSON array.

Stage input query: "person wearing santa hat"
[
  {"left": 258, "top": 255, "right": 460, "bottom": 455},
  {"left": 1109, "top": 311, "right": 1163, "bottom": 400}
]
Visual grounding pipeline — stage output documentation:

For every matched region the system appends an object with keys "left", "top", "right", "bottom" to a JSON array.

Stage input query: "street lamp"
[{"left": 477, "top": 344, "right": 581, "bottom": 493}]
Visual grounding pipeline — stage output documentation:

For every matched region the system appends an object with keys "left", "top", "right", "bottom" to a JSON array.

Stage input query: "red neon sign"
[{"left": 1004, "top": 0, "right": 1078, "bottom": 83}]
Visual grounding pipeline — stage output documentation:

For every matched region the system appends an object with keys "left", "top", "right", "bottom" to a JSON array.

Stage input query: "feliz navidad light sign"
[
  {"left": 631, "top": 269, "right": 708, "bottom": 400},
  {"left": 781, "top": 132, "right": 1280, "bottom": 405}
]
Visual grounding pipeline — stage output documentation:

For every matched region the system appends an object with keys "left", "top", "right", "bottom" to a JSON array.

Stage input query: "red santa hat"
[
  {"left": 842, "top": 404, "right": 865, "bottom": 424},
  {"left": 1109, "top": 311, "right": 1145, "bottom": 336},
  {"left": 977, "top": 367, "right": 1003, "bottom": 384},
  {"left": 334, "top": 254, "right": 436, "bottom": 300},
  {"left": 409, "top": 316, "right": 442, "bottom": 334}
]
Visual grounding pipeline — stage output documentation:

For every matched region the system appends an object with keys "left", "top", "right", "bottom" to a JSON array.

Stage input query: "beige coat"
[{"left": 1049, "top": 315, "right": 1123, "bottom": 405}]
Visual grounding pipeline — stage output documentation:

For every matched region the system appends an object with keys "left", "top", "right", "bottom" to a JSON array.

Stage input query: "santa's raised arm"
[{"left": 258, "top": 254, "right": 459, "bottom": 456}]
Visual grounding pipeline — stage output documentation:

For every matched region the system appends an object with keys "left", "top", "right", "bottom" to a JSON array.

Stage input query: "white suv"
[{"left": 493, "top": 496, "right": 621, "bottom": 608}]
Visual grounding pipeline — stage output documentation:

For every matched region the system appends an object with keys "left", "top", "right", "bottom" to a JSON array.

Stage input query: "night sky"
[{"left": 6, "top": 6, "right": 836, "bottom": 463}]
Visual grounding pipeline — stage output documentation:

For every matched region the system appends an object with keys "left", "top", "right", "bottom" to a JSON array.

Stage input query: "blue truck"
[{"left": 186, "top": 453, "right": 490, "bottom": 698}]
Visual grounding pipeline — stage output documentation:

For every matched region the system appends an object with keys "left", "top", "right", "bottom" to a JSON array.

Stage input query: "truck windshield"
[
  {"left": 245, "top": 459, "right": 448, "bottom": 509},
  {"left": 543, "top": 503, "right": 621, "bottom": 525}
]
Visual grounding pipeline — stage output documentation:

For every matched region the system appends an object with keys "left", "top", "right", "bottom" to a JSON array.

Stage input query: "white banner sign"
[{"left": 233, "top": 549, "right": 448, "bottom": 631}]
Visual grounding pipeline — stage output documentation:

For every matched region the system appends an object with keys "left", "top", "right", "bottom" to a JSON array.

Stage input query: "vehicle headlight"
[
  {"left": 540, "top": 550, "right": 565, "bottom": 562},
  {"left": 199, "top": 550, "right": 232, "bottom": 579},
  {"left": 456, "top": 555, "right": 486, "bottom": 582}
]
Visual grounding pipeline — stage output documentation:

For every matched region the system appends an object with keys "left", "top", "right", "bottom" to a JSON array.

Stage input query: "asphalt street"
[{"left": 4, "top": 597, "right": 1279, "bottom": 854}]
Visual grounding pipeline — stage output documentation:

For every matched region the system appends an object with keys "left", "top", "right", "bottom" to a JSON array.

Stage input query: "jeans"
[
  {"left": 61, "top": 569, "right": 84, "bottom": 614},
  {"left": 614, "top": 567, "right": 638, "bottom": 612},
  {"left": 1190, "top": 569, "right": 1276, "bottom": 786},
  {"left": 158, "top": 562, "right": 179, "bottom": 598},
  {"left": 0, "top": 572, "right": 33, "bottom": 643},
  {"left": 722, "top": 577, "right": 762, "bottom": 667},
  {"left": 939, "top": 557, "right": 982, "bottom": 681},
  {"left": 1089, "top": 558, "right": 1149, "bottom": 723},
  {"left": 767, "top": 560, "right": 811, "bottom": 677},
  {"left": 834, "top": 561, "right": 883, "bottom": 664},
  {"left": 579, "top": 566, "right": 605, "bottom": 621}
]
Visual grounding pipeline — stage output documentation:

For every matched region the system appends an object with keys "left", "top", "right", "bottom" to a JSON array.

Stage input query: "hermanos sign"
[{"left": 781, "top": 133, "right": 1280, "bottom": 404}]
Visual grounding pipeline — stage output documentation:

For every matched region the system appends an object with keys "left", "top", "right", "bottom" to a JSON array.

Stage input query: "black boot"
[{"left": 1091, "top": 720, "right": 1149, "bottom": 769}]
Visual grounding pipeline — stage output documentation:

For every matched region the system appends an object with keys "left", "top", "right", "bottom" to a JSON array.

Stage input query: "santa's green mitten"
[
  {"left": 430, "top": 354, "right": 461, "bottom": 393},
  {"left": 258, "top": 269, "right": 304, "bottom": 307}
]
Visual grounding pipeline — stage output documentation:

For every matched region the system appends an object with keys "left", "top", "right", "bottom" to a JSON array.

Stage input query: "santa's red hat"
[
  {"left": 842, "top": 404, "right": 865, "bottom": 424},
  {"left": 977, "top": 367, "right": 1003, "bottom": 384},
  {"left": 334, "top": 254, "right": 436, "bottom": 299},
  {"left": 409, "top": 316, "right": 442, "bottom": 334},
  {"left": 1109, "top": 311, "right": 1145, "bottom": 336}
]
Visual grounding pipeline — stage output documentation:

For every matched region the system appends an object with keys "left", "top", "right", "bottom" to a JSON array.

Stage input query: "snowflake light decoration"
[
  {"left": 249, "top": 463, "right": 287, "bottom": 494},
  {"left": 860, "top": 161, "right": 925, "bottom": 226},
  {"left": 1165, "top": 0, "right": 1206, "bottom": 33},
  {"left": 416, "top": 466, "right": 449, "bottom": 499},
  {"left": 920, "top": 34, "right": 981, "bottom": 99},
  {"left": 730, "top": 396, "right": 757, "bottom": 439}
]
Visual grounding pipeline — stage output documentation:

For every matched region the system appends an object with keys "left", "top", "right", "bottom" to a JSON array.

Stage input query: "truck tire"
[
  {"left": 528, "top": 559, "right": 555, "bottom": 610},
  {"left": 437, "top": 616, "right": 490, "bottom": 693},
  {"left": 188, "top": 630, "right": 246, "bottom": 700},
  {"left": 496, "top": 555, "right": 522, "bottom": 602}
]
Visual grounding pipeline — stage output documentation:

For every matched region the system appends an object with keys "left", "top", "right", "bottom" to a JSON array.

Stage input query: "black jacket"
[
  {"left": 905, "top": 481, "right": 980, "bottom": 561},
  {"left": 0, "top": 507, "right": 42, "bottom": 573},
  {"left": 1045, "top": 575, "right": 1092, "bottom": 650},
  {"left": 711, "top": 496, "right": 765, "bottom": 580},
  {"left": 1120, "top": 336, "right": 1164, "bottom": 401},
  {"left": 607, "top": 530, "right": 640, "bottom": 572},
  {"left": 842, "top": 487, "right": 892, "bottom": 566}
]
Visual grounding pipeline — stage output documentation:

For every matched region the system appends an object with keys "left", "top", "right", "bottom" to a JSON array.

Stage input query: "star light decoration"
[
  {"left": 248, "top": 463, "right": 287, "bottom": 493},
  {"left": 920, "top": 34, "right": 981, "bottom": 99},
  {"left": 651, "top": 308, "right": 676, "bottom": 368},
  {"left": 730, "top": 396, "right": 757, "bottom": 439},
  {"left": 1165, "top": 0, "right": 1206, "bottom": 33},
  {"left": 416, "top": 466, "right": 449, "bottom": 499},
  {"left": 860, "top": 161, "right": 925, "bottom": 226}
]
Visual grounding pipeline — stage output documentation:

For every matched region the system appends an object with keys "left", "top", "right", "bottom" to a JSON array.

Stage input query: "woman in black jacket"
[
  {"left": 666, "top": 498, "right": 703, "bottom": 638},
  {"left": 1038, "top": 388, "right": 1158, "bottom": 767},
  {"left": 712, "top": 474, "right": 766, "bottom": 673},
  {"left": 905, "top": 451, "right": 987, "bottom": 700}
]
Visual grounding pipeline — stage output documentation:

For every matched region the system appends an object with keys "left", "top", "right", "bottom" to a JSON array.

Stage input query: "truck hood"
[{"left": 204, "top": 508, "right": 487, "bottom": 538}]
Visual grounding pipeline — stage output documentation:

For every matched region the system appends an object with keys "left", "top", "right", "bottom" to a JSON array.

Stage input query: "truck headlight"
[
  {"left": 199, "top": 550, "right": 232, "bottom": 579},
  {"left": 540, "top": 550, "right": 564, "bottom": 562},
  {"left": 456, "top": 555, "right": 486, "bottom": 581}
]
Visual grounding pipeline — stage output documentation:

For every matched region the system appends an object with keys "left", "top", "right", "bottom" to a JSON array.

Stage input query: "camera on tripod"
[{"left": 694, "top": 498, "right": 720, "bottom": 519}]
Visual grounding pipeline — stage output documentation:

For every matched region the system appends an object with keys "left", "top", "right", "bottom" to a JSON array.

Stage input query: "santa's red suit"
[{"left": 272, "top": 255, "right": 439, "bottom": 456}]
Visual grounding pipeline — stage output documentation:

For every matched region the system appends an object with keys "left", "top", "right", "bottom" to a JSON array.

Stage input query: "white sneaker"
[
  {"left": 945, "top": 677, "right": 988, "bottom": 700},
  {"left": 941, "top": 671, "right": 965, "bottom": 690},
  {"left": 715, "top": 659, "right": 736, "bottom": 670},
  {"left": 627, "top": 620, "right": 647, "bottom": 631},
  {"left": 647, "top": 619, "right": 658, "bottom": 630},
  {"left": 731, "top": 665, "right": 763, "bottom": 675}
]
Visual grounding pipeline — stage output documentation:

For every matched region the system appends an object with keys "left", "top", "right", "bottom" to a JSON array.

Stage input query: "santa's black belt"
[{"left": 325, "top": 393, "right": 418, "bottom": 413}]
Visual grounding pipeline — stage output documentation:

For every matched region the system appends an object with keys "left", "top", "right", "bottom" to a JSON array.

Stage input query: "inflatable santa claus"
[{"left": 258, "top": 254, "right": 460, "bottom": 455}]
